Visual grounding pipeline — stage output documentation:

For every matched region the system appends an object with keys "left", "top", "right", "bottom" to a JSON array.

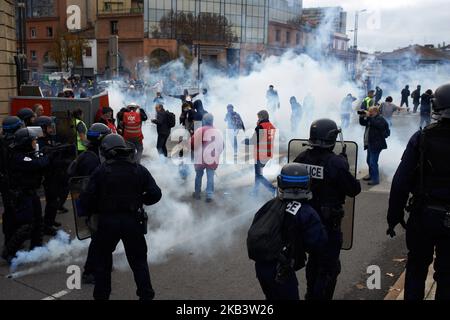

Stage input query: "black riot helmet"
[
  {"left": 13, "top": 127, "right": 40, "bottom": 151},
  {"left": 87, "top": 123, "right": 111, "bottom": 145},
  {"left": 309, "top": 119, "right": 340, "bottom": 149},
  {"left": 17, "top": 108, "right": 36, "bottom": 126},
  {"left": 277, "top": 163, "right": 312, "bottom": 201},
  {"left": 34, "top": 116, "right": 56, "bottom": 136},
  {"left": 100, "top": 134, "right": 133, "bottom": 159},
  {"left": 432, "top": 83, "right": 450, "bottom": 119},
  {"left": 2, "top": 116, "right": 24, "bottom": 134}
]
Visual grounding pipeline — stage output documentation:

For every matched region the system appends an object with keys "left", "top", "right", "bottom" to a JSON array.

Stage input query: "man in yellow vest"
[
  {"left": 360, "top": 90, "right": 375, "bottom": 111},
  {"left": 73, "top": 108, "right": 88, "bottom": 154}
]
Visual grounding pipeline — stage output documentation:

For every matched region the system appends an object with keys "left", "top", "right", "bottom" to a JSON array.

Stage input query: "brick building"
[{"left": 0, "top": 0, "right": 17, "bottom": 118}]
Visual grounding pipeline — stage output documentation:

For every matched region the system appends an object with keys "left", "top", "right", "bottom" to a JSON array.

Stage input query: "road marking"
[{"left": 41, "top": 290, "right": 70, "bottom": 300}]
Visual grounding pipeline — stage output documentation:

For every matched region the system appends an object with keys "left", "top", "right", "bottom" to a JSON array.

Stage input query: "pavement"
[{"left": 0, "top": 111, "right": 438, "bottom": 300}]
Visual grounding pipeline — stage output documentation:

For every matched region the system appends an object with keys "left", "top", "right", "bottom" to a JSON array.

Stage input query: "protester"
[
  {"left": 151, "top": 104, "right": 171, "bottom": 157},
  {"left": 340, "top": 94, "right": 356, "bottom": 128},
  {"left": 191, "top": 114, "right": 224, "bottom": 203},
  {"left": 420, "top": 89, "right": 433, "bottom": 128},
  {"left": 379, "top": 97, "right": 401, "bottom": 127},
  {"left": 224, "top": 104, "right": 245, "bottom": 159},
  {"left": 359, "top": 107, "right": 390, "bottom": 186}
]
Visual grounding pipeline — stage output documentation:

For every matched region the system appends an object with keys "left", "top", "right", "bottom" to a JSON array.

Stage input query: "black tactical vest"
[
  {"left": 98, "top": 160, "right": 144, "bottom": 215},
  {"left": 419, "top": 123, "right": 450, "bottom": 204},
  {"left": 294, "top": 149, "right": 343, "bottom": 209},
  {"left": 9, "top": 152, "right": 44, "bottom": 191}
]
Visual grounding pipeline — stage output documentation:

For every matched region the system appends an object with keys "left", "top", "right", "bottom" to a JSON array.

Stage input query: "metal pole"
[
  {"left": 197, "top": 44, "right": 201, "bottom": 89},
  {"left": 354, "top": 11, "right": 359, "bottom": 50}
]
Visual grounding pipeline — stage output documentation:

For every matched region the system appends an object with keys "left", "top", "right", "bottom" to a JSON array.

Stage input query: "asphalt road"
[{"left": 0, "top": 112, "right": 422, "bottom": 300}]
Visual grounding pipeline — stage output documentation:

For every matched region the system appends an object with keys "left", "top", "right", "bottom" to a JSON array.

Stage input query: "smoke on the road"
[{"left": 8, "top": 12, "right": 450, "bottom": 277}]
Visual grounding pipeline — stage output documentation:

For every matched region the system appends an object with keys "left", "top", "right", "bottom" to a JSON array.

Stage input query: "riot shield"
[
  {"left": 288, "top": 139, "right": 358, "bottom": 250},
  {"left": 69, "top": 176, "right": 91, "bottom": 240}
]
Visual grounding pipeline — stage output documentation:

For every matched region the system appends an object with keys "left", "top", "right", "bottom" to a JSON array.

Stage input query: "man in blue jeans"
[
  {"left": 359, "top": 107, "right": 390, "bottom": 186},
  {"left": 191, "top": 113, "right": 224, "bottom": 203}
]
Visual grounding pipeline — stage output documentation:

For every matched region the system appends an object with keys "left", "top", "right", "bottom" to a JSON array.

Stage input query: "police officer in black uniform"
[
  {"left": 35, "top": 116, "right": 75, "bottom": 236},
  {"left": 80, "top": 134, "right": 162, "bottom": 300},
  {"left": 17, "top": 108, "right": 36, "bottom": 127},
  {"left": 68, "top": 123, "right": 111, "bottom": 177},
  {"left": 1, "top": 128, "right": 49, "bottom": 262},
  {"left": 294, "top": 119, "right": 361, "bottom": 300},
  {"left": 249, "top": 163, "right": 327, "bottom": 300},
  {"left": 68, "top": 123, "right": 111, "bottom": 284},
  {"left": 1, "top": 117, "right": 25, "bottom": 248},
  {"left": 387, "top": 83, "right": 450, "bottom": 300}
]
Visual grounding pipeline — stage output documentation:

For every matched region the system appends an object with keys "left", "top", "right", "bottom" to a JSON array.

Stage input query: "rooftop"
[{"left": 377, "top": 44, "right": 450, "bottom": 62}]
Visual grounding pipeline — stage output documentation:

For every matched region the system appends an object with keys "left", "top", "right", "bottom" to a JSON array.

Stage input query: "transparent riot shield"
[
  {"left": 288, "top": 139, "right": 358, "bottom": 250},
  {"left": 69, "top": 176, "right": 91, "bottom": 240}
]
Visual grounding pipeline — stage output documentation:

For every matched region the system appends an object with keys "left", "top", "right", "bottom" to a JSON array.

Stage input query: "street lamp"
[{"left": 354, "top": 9, "right": 367, "bottom": 51}]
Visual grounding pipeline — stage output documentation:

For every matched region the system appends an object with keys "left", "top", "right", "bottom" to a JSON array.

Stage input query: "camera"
[{"left": 357, "top": 110, "right": 367, "bottom": 116}]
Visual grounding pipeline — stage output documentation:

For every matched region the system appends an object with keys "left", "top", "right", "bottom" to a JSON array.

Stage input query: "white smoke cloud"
[{"left": 8, "top": 11, "right": 450, "bottom": 280}]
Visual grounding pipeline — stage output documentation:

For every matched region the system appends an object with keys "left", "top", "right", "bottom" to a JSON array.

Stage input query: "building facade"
[
  {"left": 1, "top": 0, "right": 17, "bottom": 117},
  {"left": 301, "top": 7, "right": 349, "bottom": 59},
  {"left": 23, "top": 0, "right": 98, "bottom": 78},
  {"left": 141, "top": 0, "right": 303, "bottom": 71}
]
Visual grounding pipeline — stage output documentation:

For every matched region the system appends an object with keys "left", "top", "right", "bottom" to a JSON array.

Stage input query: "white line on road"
[{"left": 41, "top": 290, "right": 71, "bottom": 300}]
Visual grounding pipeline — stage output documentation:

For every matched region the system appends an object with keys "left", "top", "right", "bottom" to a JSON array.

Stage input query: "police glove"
[
  {"left": 386, "top": 220, "right": 407, "bottom": 238},
  {"left": 386, "top": 226, "right": 397, "bottom": 238}
]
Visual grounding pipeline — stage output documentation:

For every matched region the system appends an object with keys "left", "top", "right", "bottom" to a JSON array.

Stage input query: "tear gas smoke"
[{"left": 9, "top": 11, "right": 450, "bottom": 277}]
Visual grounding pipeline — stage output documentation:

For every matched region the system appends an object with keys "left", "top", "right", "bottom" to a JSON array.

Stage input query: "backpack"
[
  {"left": 232, "top": 113, "right": 244, "bottom": 130},
  {"left": 247, "top": 199, "right": 306, "bottom": 270},
  {"left": 166, "top": 111, "right": 176, "bottom": 128}
]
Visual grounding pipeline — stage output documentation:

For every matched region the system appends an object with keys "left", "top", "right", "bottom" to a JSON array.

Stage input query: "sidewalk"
[{"left": 385, "top": 263, "right": 436, "bottom": 300}]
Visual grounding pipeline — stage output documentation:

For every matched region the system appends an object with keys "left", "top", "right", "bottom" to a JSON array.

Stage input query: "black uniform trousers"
[
  {"left": 93, "top": 214, "right": 154, "bottom": 300},
  {"left": 255, "top": 262, "right": 300, "bottom": 300},
  {"left": 405, "top": 211, "right": 450, "bottom": 300},
  {"left": 43, "top": 181, "right": 59, "bottom": 227},
  {"left": 3, "top": 191, "right": 43, "bottom": 258},
  {"left": 156, "top": 134, "right": 169, "bottom": 157},
  {"left": 305, "top": 226, "right": 342, "bottom": 300}
]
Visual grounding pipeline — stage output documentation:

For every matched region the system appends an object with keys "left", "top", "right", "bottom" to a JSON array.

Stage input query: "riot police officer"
[
  {"left": 1, "top": 128, "right": 49, "bottom": 263},
  {"left": 80, "top": 134, "right": 162, "bottom": 300},
  {"left": 35, "top": 116, "right": 74, "bottom": 236},
  {"left": 248, "top": 163, "right": 327, "bottom": 300},
  {"left": 17, "top": 108, "right": 36, "bottom": 127},
  {"left": 68, "top": 123, "right": 111, "bottom": 284},
  {"left": 68, "top": 123, "right": 111, "bottom": 177},
  {"left": 387, "top": 83, "right": 450, "bottom": 300},
  {"left": 1, "top": 117, "right": 25, "bottom": 247},
  {"left": 294, "top": 119, "right": 361, "bottom": 300}
]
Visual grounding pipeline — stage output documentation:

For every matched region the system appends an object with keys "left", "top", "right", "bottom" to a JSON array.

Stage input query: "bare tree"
[
  {"left": 50, "top": 30, "right": 90, "bottom": 72},
  {"left": 155, "top": 10, "right": 237, "bottom": 46}
]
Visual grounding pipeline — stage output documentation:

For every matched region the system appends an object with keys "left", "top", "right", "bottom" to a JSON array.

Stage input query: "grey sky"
[{"left": 303, "top": 0, "right": 449, "bottom": 52}]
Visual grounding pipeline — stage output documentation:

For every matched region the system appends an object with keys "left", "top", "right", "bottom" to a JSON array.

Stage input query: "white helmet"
[{"left": 127, "top": 102, "right": 140, "bottom": 109}]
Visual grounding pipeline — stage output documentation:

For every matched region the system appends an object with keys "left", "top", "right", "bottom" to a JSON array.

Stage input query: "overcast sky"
[{"left": 302, "top": 0, "right": 449, "bottom": 52}]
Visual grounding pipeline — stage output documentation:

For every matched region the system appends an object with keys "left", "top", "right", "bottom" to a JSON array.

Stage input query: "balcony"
[{"left": 98, "top": 7, "right": 144, "bottom": 16}]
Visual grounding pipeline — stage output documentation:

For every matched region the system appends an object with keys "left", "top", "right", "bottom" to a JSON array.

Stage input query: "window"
[
  {"left": 111, "top": 21, "right": 119, "bottom": 35},
  {"left": 46, "top": 27, "right": 53, "bottom": 38},
  {"left": 31, "top": 50, "right": 37, "bottom": 61},
  {"left": 30, "top": 27, "right": 36, "bottom": 38},
  {"left": 85, "top": 47, "right": 92, "bottom": 57},
  {"left": 286, "top": 31, "right": 291, "bottom": 44},
  {"left": 275, "top": 29, "right": 281, "bottom": 42}
]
